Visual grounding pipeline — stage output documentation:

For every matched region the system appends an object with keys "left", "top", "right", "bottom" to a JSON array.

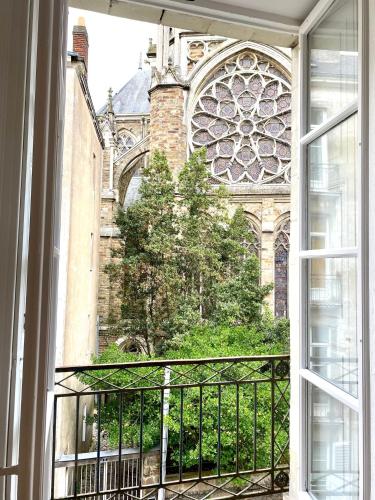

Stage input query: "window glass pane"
[
  {"left": 308, "top": 115, "right": 357, "bottom": 250},
  {"left": 308, "top": 0, "right": 358, "bottom": 129},
  {"left": 308, "top": 385, "right": 359, "bottom": 499},
  {"left": 308, "top": 257, "right": 358, "bottom": 396}
]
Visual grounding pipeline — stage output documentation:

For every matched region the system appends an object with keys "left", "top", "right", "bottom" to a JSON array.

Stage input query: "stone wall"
[
  {"left": 163, "top": 474, "right": 285, "bottom": 500},
  {"left": 227, "top": 187, "right": 290, "bottom": 314},
  {"left": 149, "top": 85, "right": 187, "bottom": 176}
]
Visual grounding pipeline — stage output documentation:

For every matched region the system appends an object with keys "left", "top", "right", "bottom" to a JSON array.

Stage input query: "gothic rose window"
[
  {"left": 274, "top": 219, "right": 290, "bottom": 318},
  {"left": 190, "top": 50, "right": 291, "bottom": 184},
  {"left": 116, "top": 133, "right": 135, "bottom": 159}
]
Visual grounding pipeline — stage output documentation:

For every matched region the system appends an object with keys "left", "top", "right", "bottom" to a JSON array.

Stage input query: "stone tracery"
[
  {"left": 274, "top": 218, "right": 290, "bottom": 317},
  {"left": 187, "top": 39, "right": 225, "bottom": 71},
  {"left": 190, "top": 50, "right": 292, "bottom": 185},
  {"left": 244, "top": 219, "right": 261, "bottom": 257},
  {"left": 115, "top": 132, "right": 135, "bottom": 159}
]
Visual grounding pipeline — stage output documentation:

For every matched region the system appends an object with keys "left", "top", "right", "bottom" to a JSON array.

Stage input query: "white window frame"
[{"left": 298, "top": 0, "right": 370, "bottom": 498}]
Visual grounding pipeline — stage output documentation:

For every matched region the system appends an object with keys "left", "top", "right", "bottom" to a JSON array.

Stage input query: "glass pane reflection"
[
  {"left": 308, "top": 257, "right": 358, "bottom": 397},
  {"left": 309, "top": 385, "right": 359, "bottom": 500},
  {"left": 308, "top": 115, "right": 357, "bottom": 250},
  {"left": 308, "top": 0, "right": 358, "bottom": 129}
]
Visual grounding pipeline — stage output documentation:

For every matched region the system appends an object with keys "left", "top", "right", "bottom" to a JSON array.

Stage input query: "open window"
[
  {"left": 0, "top": 0, "right": 372, "bottom": 499},
  {"left": 296, "top": 0, "right": 369, "bottom": 497}
]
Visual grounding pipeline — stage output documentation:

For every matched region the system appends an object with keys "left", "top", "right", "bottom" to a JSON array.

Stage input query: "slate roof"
[{"left": 98, "top": 68, "right": 151, "bottom": 115}]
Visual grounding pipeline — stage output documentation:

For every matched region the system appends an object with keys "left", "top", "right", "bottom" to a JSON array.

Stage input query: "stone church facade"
[{"left": 97, "top": 27, "right": 291, "bottom": 350}]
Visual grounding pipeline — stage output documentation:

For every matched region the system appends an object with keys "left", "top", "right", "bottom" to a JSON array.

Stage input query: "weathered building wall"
[
  {"left": 55, "top": 59, "right": 103, "bottom": 464},
  {"left": 58, "top": 61, "right": 102, "bottom": 368},
  {"left": 98, "top": 114, "right": 149, "bottom": 350}
]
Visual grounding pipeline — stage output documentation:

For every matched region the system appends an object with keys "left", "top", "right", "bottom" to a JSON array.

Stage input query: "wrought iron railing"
[{"left": 52, "top": 355, "right": 290, "bottom": 500}]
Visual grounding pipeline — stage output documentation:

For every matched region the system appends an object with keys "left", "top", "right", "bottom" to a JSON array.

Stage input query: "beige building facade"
[
  {"left": 55, "top": 23, "right": 104, "bottom": 470},
  {"left": 56, "top": 54, "right": 103, "bottom": 370}
]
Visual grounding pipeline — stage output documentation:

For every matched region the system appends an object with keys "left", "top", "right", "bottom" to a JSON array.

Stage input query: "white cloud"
[{"left": 68, "top": 7, "right": 157, "bottom": 110}]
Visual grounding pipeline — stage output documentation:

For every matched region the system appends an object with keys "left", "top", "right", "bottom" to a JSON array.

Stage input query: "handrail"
[{"left": 55, "top": 353, "right": 290, "bottom": 373}]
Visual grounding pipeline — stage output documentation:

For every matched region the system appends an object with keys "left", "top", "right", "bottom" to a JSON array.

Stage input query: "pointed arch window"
[
  {"left": 243, "top": 219, "right": 261, "bottom": 259},
  {"left": 274, "top": 218, "right": 290, "bottom": 317},
  {"left": 116, "top": 132, "right": 135, "bottom": 159}
]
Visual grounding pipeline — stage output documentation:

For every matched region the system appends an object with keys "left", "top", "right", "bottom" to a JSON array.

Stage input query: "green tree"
[
  {"left": 93, "top": 147, "right": 290, "bottom": 477},
  {"left": 106, "top": 151, "right": 180, "bottom": 355},
  {"left": 176, "top": 148, "right": 225, "bottom": 321},
  {"left": 211, "top": 206, "right": 273, "bottom": 325},
  {"left": 107, "top": 148, "right": 276, "bottom": 353},
  {"left": 175, "top": 149, "right": 271, "bottom": 332}
]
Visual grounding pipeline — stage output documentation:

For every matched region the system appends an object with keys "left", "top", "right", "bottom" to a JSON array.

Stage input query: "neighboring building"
[
  {"left": 56, "top": 18, "right": 103, "bottom": 372},
  {"left": 97, "top": 28, "right": 291, "bottom": 349},
  {"left": 55, "top": 17, "right": 103, "bottom": 474}
]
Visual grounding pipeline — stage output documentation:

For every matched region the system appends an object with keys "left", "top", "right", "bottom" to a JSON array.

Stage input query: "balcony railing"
[
  {"left": 52, "top": 355, "right": 290, "bottom": 500},
  {"left": 310, "top": 275, "right": 342, "bottom": 305},
  {"left": 309, "top": 163, "right": 341, "bottom": 192}
]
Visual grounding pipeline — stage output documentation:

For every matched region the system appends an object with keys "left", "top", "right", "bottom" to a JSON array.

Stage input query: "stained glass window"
[
  {"left": 274, "top": 219, "right": 290, "bottom": 317},
  {"left": 191, "top": 50, "right": 291, "bottom": 185}
]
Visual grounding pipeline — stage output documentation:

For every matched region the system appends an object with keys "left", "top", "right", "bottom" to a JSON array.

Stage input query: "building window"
[
  {"left": 123, "top": 166, "right": 143, "bottom": 209},
  {"left": 190, "top": 50, "right": 291, "bottom": 185},
  {"left": 243, "top": 219, "right": 261, "bottom": 258},
  {"left": 274, "top": 218, "right": 290, "bottom": 317},
  {"left": 116, "top": 132, "right": 135, "bottom": 159}
]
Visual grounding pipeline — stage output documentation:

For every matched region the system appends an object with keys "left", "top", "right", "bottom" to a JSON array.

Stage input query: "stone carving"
[
  {"left": 275, "top": 359, "right": 290, "bottom": 378},
  {"left": 191, "top": 50, "right": 291, "bottom": 185},
  {"left": 274, "top": 470, "right": 289, "bottom": 489}
]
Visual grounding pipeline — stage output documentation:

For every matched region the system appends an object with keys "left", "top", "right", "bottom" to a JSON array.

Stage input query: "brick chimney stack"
[{"left": 73, "top": 16, "right": 89, "bottom": 73}]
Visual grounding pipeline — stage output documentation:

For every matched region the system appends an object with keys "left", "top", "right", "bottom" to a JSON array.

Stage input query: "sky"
[{"left": 67, "top": 7, "right": 157, "bottom": 110}]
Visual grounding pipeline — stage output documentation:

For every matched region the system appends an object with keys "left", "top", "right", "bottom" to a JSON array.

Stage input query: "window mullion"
[
  {"left": 300, "top": 369, "right": 360, "bottom": 413},
  {"left": 300, "top": 248, "right": 358, "bottom": 259},
  {"left": 300, "top": 102, "right": 358, "bottom": 147}
]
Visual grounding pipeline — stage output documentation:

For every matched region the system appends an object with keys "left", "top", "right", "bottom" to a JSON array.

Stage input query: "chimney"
[{"left": 73, "top": 16, "right": 89, "bottom": 73}]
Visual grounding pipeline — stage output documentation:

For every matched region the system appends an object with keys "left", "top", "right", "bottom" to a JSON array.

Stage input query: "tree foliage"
[
  {"left": 95, "top": 148, "right": 290, "bottom": 472},
  {"left": 106, "top": 149, "right": 272, "bottom": 354},
  {"left": 106, "top": 151, "right": 180, "bottom": 355},
  {"left": 88, "top": 320, "right": 289, "bottom": 470}
]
